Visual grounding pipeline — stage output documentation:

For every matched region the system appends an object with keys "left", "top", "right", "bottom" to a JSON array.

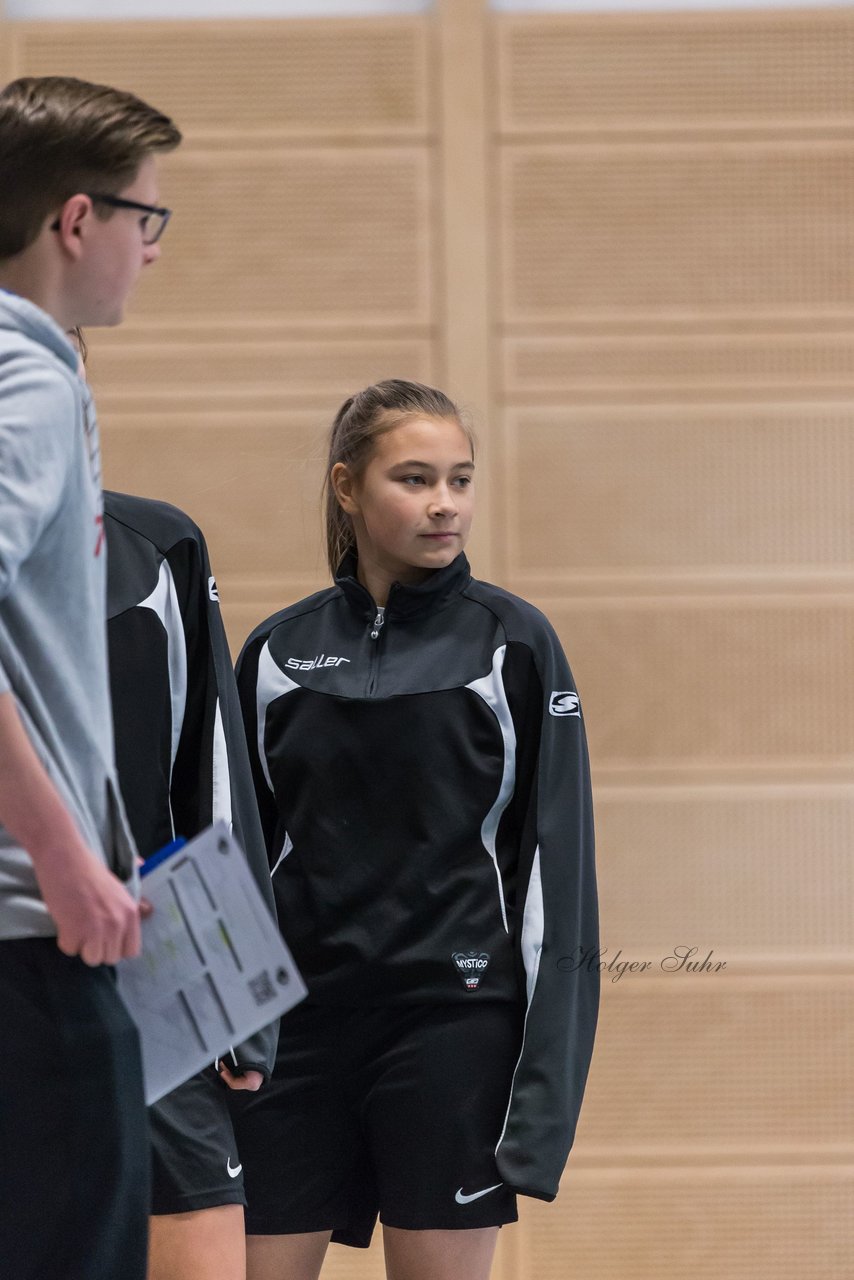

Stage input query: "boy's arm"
[
  {"left": 0, "top": 692, "right": 143, "bottom": 967},
  {"left": 0, "top": 364, "right": 143, "bottom": 964}
]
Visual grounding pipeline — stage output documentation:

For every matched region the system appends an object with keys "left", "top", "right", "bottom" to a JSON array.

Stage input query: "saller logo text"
[{"left": 286, "top": 655, "right": 351, "bottom": 671}]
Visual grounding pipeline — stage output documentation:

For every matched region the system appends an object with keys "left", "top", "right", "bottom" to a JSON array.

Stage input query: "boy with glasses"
[{"left": 0, "top": 75, "right": 180, "bottom": 1279}]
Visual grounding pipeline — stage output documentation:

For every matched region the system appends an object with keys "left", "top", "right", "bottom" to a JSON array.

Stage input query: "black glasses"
[
  {"left": 87, "top": 194, "right": 172, "bottom": 244},
  {"left": 50, "top": 194, "right": 172, "bottom": 245}
]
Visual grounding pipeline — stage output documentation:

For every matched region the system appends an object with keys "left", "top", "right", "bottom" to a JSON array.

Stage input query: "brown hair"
[
  {"left": 0, "top": 76, "right": 181, "bottom": 260},
  {"left": 323, "top": 378, "right": 474, "bottom": 576},
  {"left": 69, "top": 326, "right": 87, "bottom": 364}
]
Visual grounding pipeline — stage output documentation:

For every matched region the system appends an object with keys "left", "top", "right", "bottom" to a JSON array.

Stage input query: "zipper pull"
[{"left": 370, "top": 610, "right": 385, "bottom": 641}]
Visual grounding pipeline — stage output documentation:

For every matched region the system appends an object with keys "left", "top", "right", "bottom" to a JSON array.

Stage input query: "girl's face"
[{"left": 334, "top": 415, "right": 475, "bottom": 591}]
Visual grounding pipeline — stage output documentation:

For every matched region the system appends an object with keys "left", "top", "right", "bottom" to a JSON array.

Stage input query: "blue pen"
[{"left": 140, "top": 836, "right": 187, "bottom": 878}]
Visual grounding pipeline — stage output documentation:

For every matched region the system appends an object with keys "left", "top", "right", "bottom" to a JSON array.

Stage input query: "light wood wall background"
[{"left": 2, "top": 4, "right": 853, "bottom": 1276}]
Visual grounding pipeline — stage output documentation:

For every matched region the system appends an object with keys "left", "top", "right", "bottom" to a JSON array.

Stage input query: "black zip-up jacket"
[
  {"left": 105, "top": 491, "right": 277, "bottom": 1078},
  {"left": 236, "top": 552, "right": 598, "bottom": 1200}
]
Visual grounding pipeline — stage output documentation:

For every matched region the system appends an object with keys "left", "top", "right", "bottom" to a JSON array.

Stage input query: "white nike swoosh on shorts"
[
  {"left": 455, "top": 1183, "right": 503, "bottom": 1204},
  {"left": 227, "top": 1158, "right": 242, "bottom": 1179}
]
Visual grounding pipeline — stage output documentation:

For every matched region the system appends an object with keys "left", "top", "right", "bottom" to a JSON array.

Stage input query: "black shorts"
[
  {"left": 0, "top": 938, "right": 149, "bottom": 1279},
  {"left": 149, "top": 1065, "right": 247, "bottom": 1215},
  {"left": 230, "top": 1002, "right": 521, "bottom": 1243}
]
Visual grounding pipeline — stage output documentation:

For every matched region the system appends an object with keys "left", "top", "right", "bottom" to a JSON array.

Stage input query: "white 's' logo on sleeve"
[
  {"left": 549, "top": 691, "right": 580, "bottom": 717},
  {"left": 208, "top": 576, "right": 219, "bottom": 602}
]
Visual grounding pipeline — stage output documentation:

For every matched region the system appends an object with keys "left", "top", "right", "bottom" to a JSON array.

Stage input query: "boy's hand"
[
  {"left": 34, "top": 836, "right": 144, "bottom": 966},
  {"left": 0, "top": 692, "right": 146, "bottom": 966}
]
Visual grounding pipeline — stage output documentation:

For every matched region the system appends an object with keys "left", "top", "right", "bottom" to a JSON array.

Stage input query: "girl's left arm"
[{"left": 495, "top": 618, "right": 599, "bottom": 1202}]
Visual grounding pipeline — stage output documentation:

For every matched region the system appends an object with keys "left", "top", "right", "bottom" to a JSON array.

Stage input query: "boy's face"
[{"left": 74, "top": 155, "right": 163, "bottom": 327}]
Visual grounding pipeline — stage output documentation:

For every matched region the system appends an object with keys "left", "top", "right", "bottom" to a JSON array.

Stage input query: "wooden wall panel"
[
  {"left": 15, "top": 18, "right": 429, "bottom": 137},
  {"left": 540, "top": 599, "right": 854, "bottom": 771},
  {"left": 501, "top": 141, "right": 854, "bottom": 322},
  {"left": 596, "top": 787, "right": 854, "bottom": 957},
  {"left": 102, "top": 411, "right": 329, "bottom": 584},
  {"left": 505, "top": 405, "right": 854, "bottom": 579},
  {"left": 322, "top": 1236, "right": 385, "bottom": 1280},
  {"left": 128, "top": 147, "right": 431, "bottom": 327},
  {"left": 578, "top": 978, "right": 854, "bottom": 1155},
  {"left": 505, "top": 333, "right": 854, "bottom": 400},
  {"left": 495, "top": 15, "right": 854, "bottom": 1270},
  {"left": 516, "top": 1170, "right": 854, "bottom": 1280},
  {"left": 0, "top": 20, "right": 13, "bottom": 82},
  {"left": 497, "top": 10, "right": 854, "bottom": 135},
  {"left": 90, "top": 333, "right": 433, "bottom": 411},
  {"left": 437, "top": 0, "right": 495, "bottom": 576}
]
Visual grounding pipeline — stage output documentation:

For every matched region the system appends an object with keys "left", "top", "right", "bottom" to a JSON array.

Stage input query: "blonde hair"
[{"left": 323, "top": 379, "right": 474, "bottom": 576}]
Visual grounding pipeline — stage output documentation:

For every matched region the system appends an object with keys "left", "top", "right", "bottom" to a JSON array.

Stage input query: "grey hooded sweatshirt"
[{"left": 0, "top": 291, "right": 137, "bottom": 939}]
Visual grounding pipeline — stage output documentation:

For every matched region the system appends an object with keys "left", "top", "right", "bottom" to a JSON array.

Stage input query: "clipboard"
[{"left": 117, "top": 821, "right": 305, "bottom": 1104}]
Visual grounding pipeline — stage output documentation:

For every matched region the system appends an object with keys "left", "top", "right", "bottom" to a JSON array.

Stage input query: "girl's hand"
[{"left": 217, "top": 1062, "right": 263, "bottom": 1092}]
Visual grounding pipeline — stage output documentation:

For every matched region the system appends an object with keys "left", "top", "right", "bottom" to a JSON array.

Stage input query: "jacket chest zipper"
[{"left": 367, "top": 609, "right": 384, "bottom": 695}]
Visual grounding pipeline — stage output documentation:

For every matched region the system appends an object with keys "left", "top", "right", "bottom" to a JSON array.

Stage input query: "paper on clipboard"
[{"left": 117, "top": 821, "right": 305, "bottom": 1104}]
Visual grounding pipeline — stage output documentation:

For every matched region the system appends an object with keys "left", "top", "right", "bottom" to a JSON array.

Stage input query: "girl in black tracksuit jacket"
[{"left": 232, "top": 380, "right": 598, "bottom": 1280}]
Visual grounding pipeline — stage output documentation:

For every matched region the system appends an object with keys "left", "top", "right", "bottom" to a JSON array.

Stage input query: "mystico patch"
[{"left": 452, "top": 951, "right": 490, "bottom": 991}]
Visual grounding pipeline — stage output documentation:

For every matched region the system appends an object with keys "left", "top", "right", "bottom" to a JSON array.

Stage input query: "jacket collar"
[{"left": 335, "top": 551, "right": 471, "bottom": 622}]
